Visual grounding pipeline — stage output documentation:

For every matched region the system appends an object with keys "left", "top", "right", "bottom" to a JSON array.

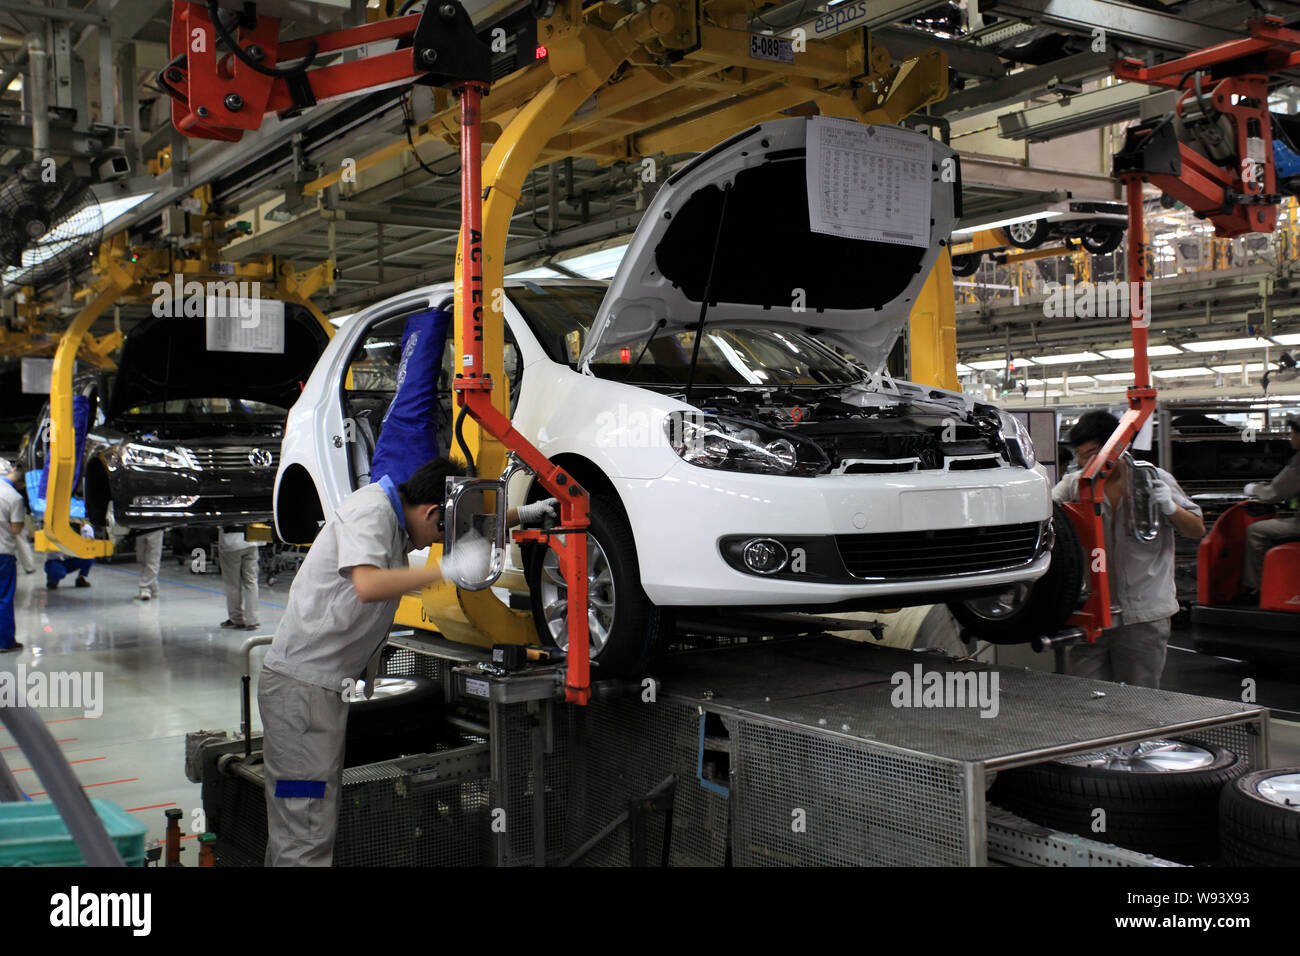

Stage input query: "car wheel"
[
  {"left": 990, "top": 739, "right": 1246, "bottom": 863},
  {"left": 1003, "top": 218, "right": 1049, "bottom": 249},
  {"left": 343, "top": 675, "right": 447, "bottom": 768},
  {"left": 950, "top": 253, "right": 982, "bottom": 277},
  {"left": 1219, "top": 768, "right": 1300, "bottom": 866},
  {"left": 948, "top": 504, "right": 1084, "bottom": 644},
  {"left": 1081, "top": 224, "right": 1124, "bottom": 255},
  {"left": 525, "top": 493, "right": 672, "bottom": 676}
]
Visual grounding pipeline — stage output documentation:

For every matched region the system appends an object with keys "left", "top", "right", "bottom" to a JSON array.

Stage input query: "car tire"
[
  {"left": 1081, "top": 224, "right": 1124, "bottom": 256},
  {"left": 950, "top": 253, "right": 982, "bottom": 277},
  {"left": 343, "top": 675, "right": 446, "bottom": 768},
  {"left": 525, "top": 492, "right": 672, "bottom": 676},
  {"left": 1003, "top": 218, "right": 1049, "bottom": 249},
  {"left": 1219, "top": 768, "right": 1300, "bottom": 866},
  {"left": 990, "top": 739, "right": 1247, "bottom": 863},
  {"left": 947, "top": 504, "right": 1084, "bottom": 644}
]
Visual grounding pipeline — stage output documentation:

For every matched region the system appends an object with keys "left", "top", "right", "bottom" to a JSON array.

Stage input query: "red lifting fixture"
[{"left": 162, "top": 1, "right": 593, "bottom": 702}]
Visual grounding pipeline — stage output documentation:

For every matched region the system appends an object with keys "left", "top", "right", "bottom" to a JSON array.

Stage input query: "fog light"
[
  {"left": 132, "top": 495, "right": 198, "bottom": 508},
  {"left": 742, "top": 537, "right": 788, "bottom": 574}
]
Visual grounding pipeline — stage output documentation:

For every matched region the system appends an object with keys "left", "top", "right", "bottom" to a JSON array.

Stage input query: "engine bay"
[{"left": 670, "top": 383, "right": 1010, "bottom": 473}]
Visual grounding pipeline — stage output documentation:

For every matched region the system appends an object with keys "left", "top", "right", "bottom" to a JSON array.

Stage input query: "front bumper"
[{"left": 618, "top": 461, "right": 1052, "bottom": 606}]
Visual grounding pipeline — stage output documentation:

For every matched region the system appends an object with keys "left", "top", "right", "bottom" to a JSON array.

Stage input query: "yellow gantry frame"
[
  {"left": 37, "top": 203, "right": 336, "bottom": 559},
  {"left": 383, "top": 0, "right": 955, "bottom": 643}
]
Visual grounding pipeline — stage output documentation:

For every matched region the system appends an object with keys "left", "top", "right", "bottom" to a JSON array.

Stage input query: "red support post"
[{"left": 450, "top": 84, "right": 592, "bottom": 704}]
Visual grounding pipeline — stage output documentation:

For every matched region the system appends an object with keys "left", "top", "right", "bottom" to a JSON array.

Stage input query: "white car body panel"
[{"left": 276, "top": 118, "right": 1052, "bottom": 616}]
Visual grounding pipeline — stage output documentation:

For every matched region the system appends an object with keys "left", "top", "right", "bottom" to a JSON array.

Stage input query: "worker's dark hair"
[
  {"left": 1069, "top": 409, "right": 1121, "bottom": 448},
  {"left": 398, "top": 457, "right": 458, "bottom": 507}
]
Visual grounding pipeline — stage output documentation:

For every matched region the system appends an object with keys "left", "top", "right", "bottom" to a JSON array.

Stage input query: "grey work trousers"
[
  {"left": 1241, "top": 515, "right": 1300, "bottom": 591},
  {"left": 258, "top": 666, "right": 349, "bottom": 866},
  {"left": 136, "top": 530, "right": 164, "bottom": 595},
  {"left": 219, "top": 544, "right": 260, "bottom": 626},
  {"left": 1066, "top": 618, "right": 1171, "bottom": 689}
]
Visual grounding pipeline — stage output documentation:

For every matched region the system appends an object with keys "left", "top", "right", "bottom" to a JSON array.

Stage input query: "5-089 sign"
[{"left": 750, "top": 33, "right": 794, "bottom": 63}]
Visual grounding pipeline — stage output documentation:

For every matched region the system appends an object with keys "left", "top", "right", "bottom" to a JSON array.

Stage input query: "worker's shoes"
[
  {"left": 219, "top": 619, "right": 242, "bottom": 629},
  {"left": 45, "top": 580, "right": 58, "bottom": 589},
  {"left": 135, "top": 590, "right": 152, "bottom": 601},
  {"left": 0, "top": 643, "right": 23, "bottom": 653},
  {"left": 75, "top": 577, "right": 91, "bottom": 588},
  {"left": 242, "top": 622, "right": 261, "bottom": 631}
]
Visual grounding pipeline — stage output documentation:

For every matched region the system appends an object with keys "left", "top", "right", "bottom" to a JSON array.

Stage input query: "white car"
[{"left": 276, "top": 117, "right": 1064, "bottom": 673}]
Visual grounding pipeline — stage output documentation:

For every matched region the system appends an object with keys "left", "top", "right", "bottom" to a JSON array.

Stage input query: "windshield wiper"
[{"left": 683, "top": 181, "right": 733, "bottom": 408}]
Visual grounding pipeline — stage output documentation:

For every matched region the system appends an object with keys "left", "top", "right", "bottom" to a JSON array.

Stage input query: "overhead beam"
[
  {"left": 996, "top": 82, "right": 1154, "bottom": 142},
  {"left": 981, "top": 0, "right": 1241, "bottom": 52},
  {"left": 934, "top": 51, "right": 1111, "bottom": 117}
]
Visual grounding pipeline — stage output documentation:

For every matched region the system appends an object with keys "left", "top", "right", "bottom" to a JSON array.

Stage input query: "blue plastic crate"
[{"left": 0, "top": 799, "right": 147, "bottom": 867}]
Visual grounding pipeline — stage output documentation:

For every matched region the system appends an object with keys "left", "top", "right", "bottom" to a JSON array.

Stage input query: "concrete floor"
[
  {"left": 1, "top": 550, "right": 288, "bottom": 851},
  {"left": 3, "top": 549, "right": 1298, "bottom": 859}
]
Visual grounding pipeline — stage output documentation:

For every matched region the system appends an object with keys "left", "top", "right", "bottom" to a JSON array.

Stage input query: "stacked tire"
[
  {"left": 989, "top": 739, "right": 1247, "bottom": 864},
  {"left": 1219, "top": 769, "right": 1300, "bottom": 866}
]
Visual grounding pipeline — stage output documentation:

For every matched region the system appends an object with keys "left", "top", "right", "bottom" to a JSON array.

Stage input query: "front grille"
[
  {"left": 837, "top": 522, "right": 1041, "bottom": 580},
  {"left": 187, "top": 446, "right": 279, "bottom": 473}
]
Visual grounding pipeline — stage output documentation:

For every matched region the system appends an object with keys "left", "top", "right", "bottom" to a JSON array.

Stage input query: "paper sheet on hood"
[
  {"left": 806, "top": 119, "right": 932, "bottom": 247},
  {"left": 205, "top": 296, "right": 286, "bottom": 354}
]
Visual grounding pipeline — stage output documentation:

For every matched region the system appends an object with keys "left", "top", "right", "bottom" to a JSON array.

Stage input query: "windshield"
[
  {"left": 509, "top": 282, "right": 864, "bottom": 387},
  {"left": 123, "top": 398, "right": 286, "bottom": 417}
]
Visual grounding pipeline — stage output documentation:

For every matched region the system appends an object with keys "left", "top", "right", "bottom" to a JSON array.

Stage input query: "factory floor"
[{"left": 2, "top": 548, "right": 1297, "bottom": 856}]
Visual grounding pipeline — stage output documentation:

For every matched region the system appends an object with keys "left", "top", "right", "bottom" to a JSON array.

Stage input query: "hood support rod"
[{"left": 683, "top": 181, "right": 733, "bottom": 408}]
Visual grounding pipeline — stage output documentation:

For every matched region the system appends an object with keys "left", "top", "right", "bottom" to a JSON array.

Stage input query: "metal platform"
[{"left": 199, "top": 632, "right": 1268, "bottom": 867}]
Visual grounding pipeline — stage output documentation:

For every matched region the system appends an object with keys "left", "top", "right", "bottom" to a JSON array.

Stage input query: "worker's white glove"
[
  {"left": 1150, "top": 479, "right": 1177, "bottom": 516},
  {"left": 516, "top": 497, "right": 558, "bottom": 524},
  {"left": 439, "top": 530, "right": 494, "bottom": 586},
  {"left": 1243, "top": 482, "right": 1263, "bottom": 499},
  {"left": 79, "top": 523, "right": 95, "bottom": 540}
]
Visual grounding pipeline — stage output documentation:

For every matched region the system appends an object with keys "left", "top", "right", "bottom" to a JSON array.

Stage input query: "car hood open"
[
  {"left": 107, "top": 304, "right": 331, "bottom": 419},
  {"left": 579, "top": 117, "right": 960, "bottom": 374}
]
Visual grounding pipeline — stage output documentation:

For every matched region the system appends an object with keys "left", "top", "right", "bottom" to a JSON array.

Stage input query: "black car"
[{"left": 28, "top": 306, "right": 329, "bottom": 534}]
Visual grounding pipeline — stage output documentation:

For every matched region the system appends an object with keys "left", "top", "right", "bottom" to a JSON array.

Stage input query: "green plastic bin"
[{"left": 0, "top": 799, "right": 148, "bottom": 866}]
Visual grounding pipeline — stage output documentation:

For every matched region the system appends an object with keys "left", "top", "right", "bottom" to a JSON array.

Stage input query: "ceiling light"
[
  {"left": 955, "top": 210, "right": 1065, "bottom": 234},
  {"left": 1272, "top": 333, "right": 1300, "bottom": 345},
  {"left": 1094, "top": 372, "right": 1135, "bottom": 381},
  {"left": 1099, "top": 345, "right": 1183, "bottom": 359},
  {"left": 1151, "top": 367, "right": 1215, "bottom": 378},
  {"left": 557, "top": 243, "right": 629, "bottom": 279},
  {"left": 966, "top": 357, "right": 1037, "bottom": 370},
  {"left": 1041, "top": 375, "right": 1096, "bottom": 384},
  {"left": 1030, "top": 351, "right": 1105, "bottom": 365},
  {"left": 1181, "top": 337, "right": 1277, "bottom": 352},
  {"left": 1210, "top": 362, "right": 1266, "bottom": 373},
  {"left": 955, "top": 363, "right": 973, "bottom": 372}
]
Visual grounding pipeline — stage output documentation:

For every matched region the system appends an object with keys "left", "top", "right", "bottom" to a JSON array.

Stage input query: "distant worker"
[
  {"left": 3, "top": 460, "right": 35, "bottom": 575},
  {"left": 135, "top": 529, "right": 165, "bottom": 601},
  {"left": 0, "top": 458, "right": 27, "bottom": 653},
  {"left": 1241, "top": 413, "right": 1300, "bottom": 595},
  {"left": 1054, "top": 410, "right": 1206, "bottom": 688},
  {"left": 218, "top": 525, "right": 264, "bottom": 630}
]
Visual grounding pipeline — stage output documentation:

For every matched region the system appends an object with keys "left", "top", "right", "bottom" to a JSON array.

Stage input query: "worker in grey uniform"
[
  {"left": 218, "top": 525, "right": 264, "bottom": 630},
  {"left": 1053, "top": 410, "right": 1205, "bottom": 688},
  {"left": 258, "top": 456, "right": 556, "bottom": 866},
  {"left": 1241, "top": 413, "right": 1300, "bottom": 595},
  {"left": 134, "top": 528, "right": 165, "bottom": 601}
]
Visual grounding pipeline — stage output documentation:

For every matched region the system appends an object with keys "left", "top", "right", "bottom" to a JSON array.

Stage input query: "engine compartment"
[{"left": 673, "top": 384, "right": 1010, "bottom": 473}]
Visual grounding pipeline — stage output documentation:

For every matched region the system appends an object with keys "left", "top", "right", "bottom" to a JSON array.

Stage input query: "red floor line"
[
  {"left": 29, "top": 777, "right": 138, "bottom": 797},
  {"left": 180, "top": 835, "right": 197, "bottom": 841},
  {"left": 43, "top": 716, "right": 99, "bottom": 725},
  {"left": 10, "top": 756, "right": 106, "bottom": 772},
  {"left": 125, "top": 802, "right": 177, "bottom": 813},
  {"left": 0, "top": 737, "right": 77, "bottom": 751}
]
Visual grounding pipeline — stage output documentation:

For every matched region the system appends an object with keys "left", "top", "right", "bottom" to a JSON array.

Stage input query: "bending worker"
[
  {"left": 258, "top": 456, "right": 556, "bottom": 866},
  {"left": 1053, "top": 410, "right": 1205, "bottom": 688},
  {"left": 1241, "top": 413, "right": 1300, "bottom": 596}
]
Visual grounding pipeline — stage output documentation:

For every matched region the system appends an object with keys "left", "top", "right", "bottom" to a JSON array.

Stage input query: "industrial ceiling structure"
[{"left": 3, "top": 0, "right": 1300, "bottom": 398}]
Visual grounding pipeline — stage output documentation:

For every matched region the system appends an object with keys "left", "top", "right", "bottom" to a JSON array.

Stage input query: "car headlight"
[
  {"left": 997, "top": 410, "right": 1036, "bottom": 468},
  {"left": 663, "top": 411, "right": 829, "bottom": 476},
  {"left": 121, "top": 443, "right": 194, "bottom": 470}
]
